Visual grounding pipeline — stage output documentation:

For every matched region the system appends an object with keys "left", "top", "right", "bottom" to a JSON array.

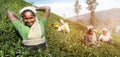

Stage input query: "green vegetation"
[{"left": 0, "top": 0, "right": 120, "bottom": 57}]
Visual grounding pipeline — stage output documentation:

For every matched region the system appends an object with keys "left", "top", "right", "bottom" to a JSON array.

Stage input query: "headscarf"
[
  {"left": 59, "top": 19, "right": 64, "bottom": 25},
  {"left": 103, "top": 28, "right": 111, "bottom": 35}
]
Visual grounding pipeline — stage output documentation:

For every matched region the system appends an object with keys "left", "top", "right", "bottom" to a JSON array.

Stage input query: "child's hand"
[{"left": 7, "top": 10, "right": 17, "bottom": 21}]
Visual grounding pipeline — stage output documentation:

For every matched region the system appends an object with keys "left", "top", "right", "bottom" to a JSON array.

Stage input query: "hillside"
[
  {"left": 1, "top": 0, "right": 120, "bottom": 57},
  {"left": 70, "top": 8, "right": 120, "bottom": 32}
]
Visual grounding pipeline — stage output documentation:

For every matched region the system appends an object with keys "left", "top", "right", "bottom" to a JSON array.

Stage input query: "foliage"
[
  {"left": 86, "top": 0, "right": 98, "bottom": 27},
  {"left": 1, "top": 0, "right": 120, "bottom": 57},
  {"left": 74, "top": 0, "right": 81, "bottom": 20}
]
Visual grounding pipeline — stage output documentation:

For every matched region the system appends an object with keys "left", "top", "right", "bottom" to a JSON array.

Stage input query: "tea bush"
[{"left": 1, "top": 0, "right": 120, "bottom": 57}]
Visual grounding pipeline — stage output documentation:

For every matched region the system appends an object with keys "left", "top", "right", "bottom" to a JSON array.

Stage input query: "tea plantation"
[{"left": 1, "top": 0, "right": 120, "bottom": 57}]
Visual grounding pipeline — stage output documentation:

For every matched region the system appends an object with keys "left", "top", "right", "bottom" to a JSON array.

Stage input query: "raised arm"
[
  {"left": 7, "top": 11, "right": 18, "bottom": 21},
  {"left": 36, "top": 6, "right": 50, "bottom": 19},
  {"left": 6, "top": 11, "right": 30, "bottom": 40}
]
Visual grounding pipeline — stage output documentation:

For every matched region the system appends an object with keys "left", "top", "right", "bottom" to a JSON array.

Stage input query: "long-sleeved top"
[
  {"left": 84, "top": 32, "right": 98, "bottom": 46},
  {"left": 11, "top": 17, "right": 47, "bottom": 45}
]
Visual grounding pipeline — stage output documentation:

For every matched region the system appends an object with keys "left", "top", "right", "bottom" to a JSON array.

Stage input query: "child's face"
[
  {"left": 103, "top": 30, "right": 107, "bottom": 35},
  {"left": 23, "top": 11, "right": 35, "bottom": 27},
  {"left": 89, "top": 28, "right": 94, "bottom": 35}
]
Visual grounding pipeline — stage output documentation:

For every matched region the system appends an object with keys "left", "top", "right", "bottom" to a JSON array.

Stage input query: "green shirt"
[{"left": 11, "top": 18, "right": 47, "bottom": 40}]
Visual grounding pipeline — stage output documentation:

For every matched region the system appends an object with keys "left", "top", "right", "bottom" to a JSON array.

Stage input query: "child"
[
  {"left": 58, "top": 19, "right": 70, "bottom": 33},
  {"left": 84, "top": 26, "right": 99, "bottom": 47},
  {"left": 7, "top": 6, "right": 50, "bottom": 50},
  {"left": 99, "top": 28, "right": 112, "bottom": 44}
]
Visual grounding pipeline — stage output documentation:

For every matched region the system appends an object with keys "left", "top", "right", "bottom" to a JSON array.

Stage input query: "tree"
[
  {"left": 74, "top": 0, "right": 81, "bottom": 20},
  {"left": 86, "top": 0, "right": 98, "bottom": 26},
  {"left": 63, "top": 13, "right": 66, "bottom": 19}
]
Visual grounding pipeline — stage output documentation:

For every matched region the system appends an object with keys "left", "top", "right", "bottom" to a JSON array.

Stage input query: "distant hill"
[
  {"left": 1, "top": 0, "right": 120, "bottom": 57},
  {"left": 70, "top": 8, "right": 120, "bottom": 32}
]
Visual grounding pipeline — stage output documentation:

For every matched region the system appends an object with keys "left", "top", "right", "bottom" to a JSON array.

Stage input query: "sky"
[{"left": 25, "top": 0, "right": 120, "bottom": 18}]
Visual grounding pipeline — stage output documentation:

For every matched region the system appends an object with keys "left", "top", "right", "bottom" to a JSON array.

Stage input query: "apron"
[{"left": 22, "top": 17, "right": 46, "bottom": 45}]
